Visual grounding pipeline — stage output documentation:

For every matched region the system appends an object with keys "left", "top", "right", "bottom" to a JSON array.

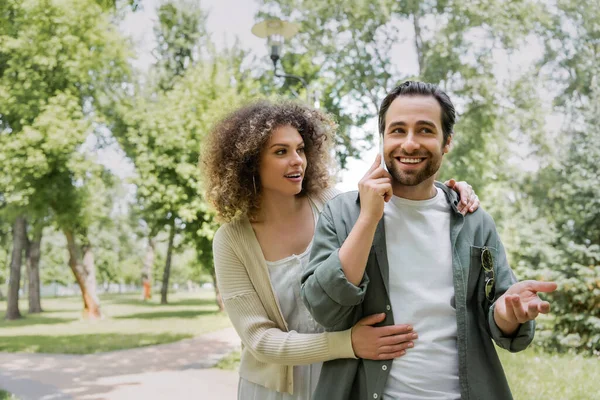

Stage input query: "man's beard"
[{"left": 386, "top": 150, "right": 442, "bottom": 186}]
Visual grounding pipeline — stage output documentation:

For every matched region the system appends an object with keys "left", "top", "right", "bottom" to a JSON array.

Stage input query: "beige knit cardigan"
[{"left": 212, "top": 187, "right": 356, "bottom": 394}]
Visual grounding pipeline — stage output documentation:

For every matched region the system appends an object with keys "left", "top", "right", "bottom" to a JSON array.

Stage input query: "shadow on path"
[{"left": 0, "top": 328, "right": 240, "bottom": 400}]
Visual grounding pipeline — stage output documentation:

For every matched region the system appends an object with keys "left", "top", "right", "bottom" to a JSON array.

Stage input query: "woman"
[{"left": 202, "top": 100, "right": 478, "bottom": 399}]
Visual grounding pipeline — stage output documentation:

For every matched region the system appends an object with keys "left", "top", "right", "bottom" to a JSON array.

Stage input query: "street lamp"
[{"left": 251, "top": 19, "right": 311, "bottom": 101}]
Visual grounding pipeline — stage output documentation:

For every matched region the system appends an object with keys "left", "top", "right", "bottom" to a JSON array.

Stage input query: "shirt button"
[
  {"left": 373, "top": 394, "right": 378, "bottom": 399},
  {"left": 386, "top": 305, "right": 391, "bottom": 311},
  {"left": 382, "top": 365, "right": 387, "bottom": 371}
]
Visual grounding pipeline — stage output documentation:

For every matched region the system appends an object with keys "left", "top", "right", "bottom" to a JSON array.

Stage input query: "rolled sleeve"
[
  {"left": 313, "top": 249, "right": 369, "bottom": 306},
  {"left": 484, "top": 216, "right": 535, "bottom": 352},
  {"left": 488, "top": 305, "right": 535, "bottom": 352}
]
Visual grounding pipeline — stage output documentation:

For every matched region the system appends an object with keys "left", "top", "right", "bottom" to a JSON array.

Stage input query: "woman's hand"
[
  {"left": 351, "top": 313, "right": 417, "bottom": 360},
  {"left": 444, "top": 179, "right": 480, "bottom": 215}
]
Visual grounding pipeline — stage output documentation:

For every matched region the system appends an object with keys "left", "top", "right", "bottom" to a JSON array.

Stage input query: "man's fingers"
[
  {"left": 527, "top": 280, "right": 558, "bottom": 293},
  {"left": 368, "top": 167, "right": 392, "bottom": 180},
  {"left": 372, "top": 183, "right": 393, "bottom": 198},
  {"left": 367, "top": 154, "right": 382, "bottom": 175},
  {"left": 370, "top": 178, "right": 391, "bottom": 186},
  {"left": 538, "top": 300, "right": 551, "bottom": 314},
  {"left": 526, "top": 300, "right": 540, "bottom": 320},
  {"left": 503, "top": 295, "right": 519, "bottom": 323},
  {"left": 356, "top": 313, "right": 386, "bottom": 326},
  {"left": 510, "top": 296, "right": 529, "bottom": 323}
]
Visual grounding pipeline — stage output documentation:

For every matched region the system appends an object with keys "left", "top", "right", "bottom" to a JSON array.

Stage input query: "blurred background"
[{"left": 0, "top": 0, "right": 598, "bottom": 398}]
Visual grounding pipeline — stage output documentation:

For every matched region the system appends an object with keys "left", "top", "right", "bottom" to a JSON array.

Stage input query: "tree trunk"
[
  {"left": 413, "top": 13, "right": 425, "bottom": 76},
  {"left": 6, "top": 216, "right": 26, "bottom": 320},
  {"left": 210, "top": 268, "right": 224, "bottom": 312},
  {"left": 26, "top": 228, "right": 43, "bottom": 313},
  {"left": 141, "top": 237, "right": 155, "bottom": 301},
  {"left": 160, "top": 222, "right": 176, "bottom": 304},
  {"left": 64, "top": 229, "right": 101, "bottom": 319}
]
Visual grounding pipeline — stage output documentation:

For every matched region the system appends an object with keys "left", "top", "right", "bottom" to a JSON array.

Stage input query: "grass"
[
  {"left": 215, "top": 347, "right": 599, "bottom": 400},
  {"left": 0, "top": 390, "right": 19, "bottom": 400},
  {"left": 0, "top": 289, "right": 231, "bottom": 354},
  {"left": 500, "top": 346, "right": 600, "bottom": 400},
  {"left": 215, "top": 349, "right": 241, "bottom": 370}
]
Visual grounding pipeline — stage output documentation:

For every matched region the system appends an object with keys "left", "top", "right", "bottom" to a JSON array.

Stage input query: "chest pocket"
[{"left": 468, "top": 245, "right": 498, "bottom": 308}]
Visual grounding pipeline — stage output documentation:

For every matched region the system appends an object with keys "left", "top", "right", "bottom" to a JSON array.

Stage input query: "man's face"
[{"left": 383, "top": 95, "right": 452, "bottom": 187}]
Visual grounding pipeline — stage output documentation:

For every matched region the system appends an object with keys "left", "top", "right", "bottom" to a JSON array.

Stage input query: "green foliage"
[
  {"left": 153, "top": 0, "right": 209, "bottom": 91},
  {"left": 501, "top": 0, "right": 600, "bottom": 356},
  {"left": 39, "top": 228, "right": 72, "bottom": 286},
  {"left": 505, "top": 87, "right": 600, "bottom": 356},
  {"left": 120, "top": 58, "right": 255, "bottom": 288},
  {"left": 110, "top": 1, "right": 258, "bottom": 293},
  {"left": 256, "top": 0, "right": 548, "bottom": 176},
  {"left": 0, "top": 0, "right": 131, "bottom": 255},
  {"left": 0, "top": 390, "right": 19, "bottom": 400}
]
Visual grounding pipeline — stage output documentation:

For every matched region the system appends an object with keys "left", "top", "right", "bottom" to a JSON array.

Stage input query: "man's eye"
[
  {"left": 420, "top": 127, "right": 434, "bottom": 134},
  {"left": 391, "top": 128, "right": 405, "bottom": 134}
]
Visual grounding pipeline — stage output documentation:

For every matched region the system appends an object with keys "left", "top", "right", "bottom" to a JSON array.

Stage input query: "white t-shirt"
[{"left": 382, "top": 187, "right": 460, "bottom": 400}]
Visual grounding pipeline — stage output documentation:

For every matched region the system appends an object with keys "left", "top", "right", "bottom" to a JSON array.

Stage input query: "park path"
[{"left": 0, "top": 327, "right": 240, "bottom": 400}]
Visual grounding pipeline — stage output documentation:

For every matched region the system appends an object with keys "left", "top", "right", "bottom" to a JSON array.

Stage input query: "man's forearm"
[
  {"left": 339, "top": 216, "right": 378, "bottom": 286},
  {"left": 493, "top": 306, "right": 520, "bottom": 336}
]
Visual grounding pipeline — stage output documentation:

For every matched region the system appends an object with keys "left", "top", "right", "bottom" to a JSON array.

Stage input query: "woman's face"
[{"left": 258, "top": 124, "right": 307, "bottom": 198}]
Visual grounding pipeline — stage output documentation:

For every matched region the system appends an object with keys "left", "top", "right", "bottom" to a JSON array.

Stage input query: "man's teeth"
[{"left": 399, "top": 158, "right": 424, "bottom": 164}]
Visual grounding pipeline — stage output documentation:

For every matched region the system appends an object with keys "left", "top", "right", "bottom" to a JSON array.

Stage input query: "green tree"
[
  {"left": 508, "top": 94, "right": 600, "bottom": 355},
  {"left": 503, "top": 0, "right": 600, "bottom": 355},
  {"left": 256, "top": 0, "right": 549, "bottom": 184},
  {"left": 109, "top": 0, "right": 256, "bottom": 304},
  {"left": 0, "top": 0, "right": 131, "bottom": 318},
  {"left": 116, "top": 57, "right": 255, "bottom": 304}
]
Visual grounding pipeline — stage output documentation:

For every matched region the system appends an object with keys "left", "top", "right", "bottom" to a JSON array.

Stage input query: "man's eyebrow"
[
  {"left": 416, "top": 120, "right": 437, "bottom": 129},
  {"left": 387, "top": 120, "right": 438, "bottom": 130},
  {"left": 386, "top": 121, "right": 407, "bottom": 130}
]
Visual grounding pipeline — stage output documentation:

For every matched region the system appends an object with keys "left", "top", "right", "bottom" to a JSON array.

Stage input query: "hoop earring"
[{"left": 253, "top": 176, "right": 257, "bottom": 195}]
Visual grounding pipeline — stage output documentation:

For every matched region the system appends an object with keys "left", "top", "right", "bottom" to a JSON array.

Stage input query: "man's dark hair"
[{"left": 378, "top": 81, "right": 456, "bottom": 145}]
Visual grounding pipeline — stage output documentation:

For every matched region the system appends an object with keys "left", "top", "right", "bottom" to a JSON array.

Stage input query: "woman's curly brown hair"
[{"left": 201, "top": 99, "right": 336, "bottom": 222}]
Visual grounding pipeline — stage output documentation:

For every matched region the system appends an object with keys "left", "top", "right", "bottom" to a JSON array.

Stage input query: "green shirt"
[{"left": 301, "top": 182, "right": 534, "bottom": 400}]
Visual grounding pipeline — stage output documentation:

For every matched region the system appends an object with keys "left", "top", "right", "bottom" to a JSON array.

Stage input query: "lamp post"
[{"left": 251, "top": 19, "right": 312, "bottom": 102}]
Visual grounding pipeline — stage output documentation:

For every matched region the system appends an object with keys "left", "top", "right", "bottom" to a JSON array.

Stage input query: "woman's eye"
[
  {"left": 275, "top": 149, "right": 286, "bottom": 155},
  {"left": 297, "top": 147, "right": 305, "bottom": 153}
]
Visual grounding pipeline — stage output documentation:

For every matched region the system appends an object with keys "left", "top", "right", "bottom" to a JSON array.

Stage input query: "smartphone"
[{"left": 379, "top": 133, "right": 387, "bottom": 171}]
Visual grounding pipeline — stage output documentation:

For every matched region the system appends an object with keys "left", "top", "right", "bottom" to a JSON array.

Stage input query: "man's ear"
[{"left": 443, "top": 134, "right": 453, "bottom": 154}]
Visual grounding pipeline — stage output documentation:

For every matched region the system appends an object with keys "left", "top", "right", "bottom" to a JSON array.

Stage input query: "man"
[{"left": 301, "top": 81, "right": 556, "bottom": 400}]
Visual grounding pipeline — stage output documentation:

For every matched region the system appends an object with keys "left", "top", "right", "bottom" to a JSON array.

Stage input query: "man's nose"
[{"left": 402, "top": 132, "right": 420, "bottom": 153}]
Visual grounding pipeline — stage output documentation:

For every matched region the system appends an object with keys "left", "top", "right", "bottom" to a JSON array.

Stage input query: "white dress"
[{"left": 237, "top": 202, "right": 324, "bottom": 400}]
